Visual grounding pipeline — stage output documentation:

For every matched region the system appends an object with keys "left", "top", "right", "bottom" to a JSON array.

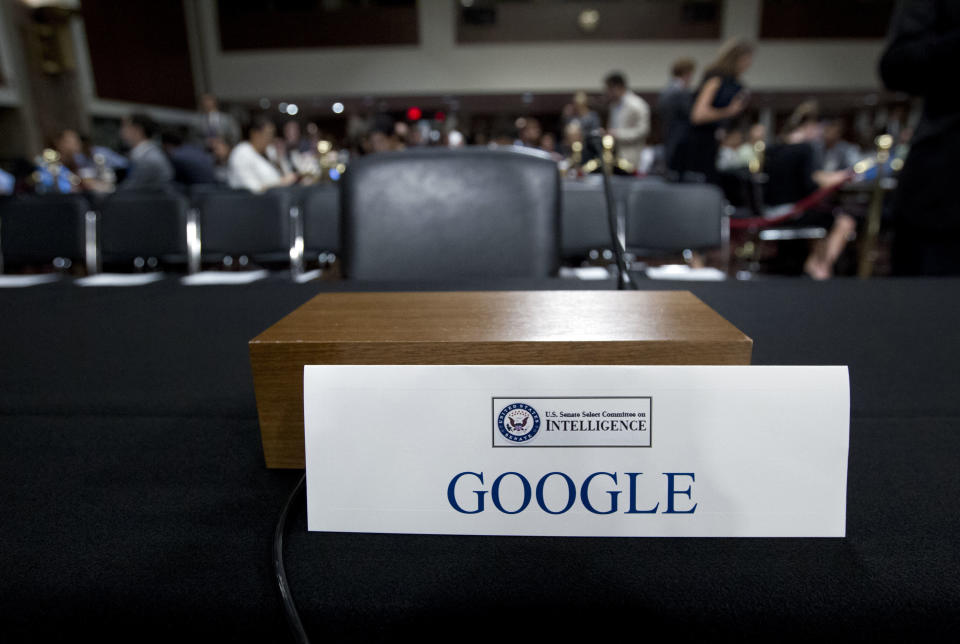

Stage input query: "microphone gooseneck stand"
[{"left": 588, "top": 131, "right": 636, "bottom": 290}]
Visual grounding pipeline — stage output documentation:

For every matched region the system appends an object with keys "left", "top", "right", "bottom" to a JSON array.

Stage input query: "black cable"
[
  {"left": 588, "top": 132, "right": 637, "bottom": 290},
  {"left": 274, "top": 472, "right": 310, "bottom": 644}
]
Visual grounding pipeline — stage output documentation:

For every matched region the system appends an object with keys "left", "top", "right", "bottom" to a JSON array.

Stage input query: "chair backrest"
[
  {"left": 561, "top": 176, "right": 651, "bottom": 259},
  {"left": 561, "top": 179, "right": 614, "bottom": 259},
  {"left": 341, "top": 147, "right": 560, "bottom": 280},
  {"left": 625, "top": 182, "right": 725, "bottom": 251},
  {"left": 301, "top": 185, "right": 340, "bottom": 255},
  {"left": 0, "top": 194, "right": 89, "bottom": 270},
  {"left": 98, "top": 190, "right": 189, "bottom": 266},
  {"left": 195, "top": 189, "right": 292, "bottom": 259}
]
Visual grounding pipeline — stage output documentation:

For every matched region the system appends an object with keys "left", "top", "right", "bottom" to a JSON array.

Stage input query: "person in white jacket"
[
  {"left": 227, "top": 116, "right": 297, "bottom": 193},
  {"left": 604, "top": 71, "right": 650, "bottom": 171}
]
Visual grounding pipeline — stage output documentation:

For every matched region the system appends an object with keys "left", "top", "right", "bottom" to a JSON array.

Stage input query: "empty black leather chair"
[
  {"left": 194, "top": 189, "right": 292, "bottom": 267},
  {"left": 0, "top": 194, "right": 90, "bottom": 272},
  {"left": 301, "top": 184, "right": 340, "bottom": 262},
  {"left": 98, "top": 190, "right": 190, "bottom": 271},
  {"left": 561, "top": 179, "right": 615, "bottom": 260},
  {"left": 625, "top": 182, "right": 726, "bottom": 253},
  {"left": 341, "top": 147, "right": 560, "bottom": 280},
  {"left": 560, "top": 176, "right": 649, "bottom": 260}
]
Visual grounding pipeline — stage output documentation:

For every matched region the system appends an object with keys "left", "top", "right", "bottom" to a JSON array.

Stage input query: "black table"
[{"left": 2, "top": 276, "right": 959, "bottom": 641}]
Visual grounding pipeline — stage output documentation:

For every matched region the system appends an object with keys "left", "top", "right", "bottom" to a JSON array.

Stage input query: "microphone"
[{"left": 585, "top": 131, "right": 635, "bottom": 290}]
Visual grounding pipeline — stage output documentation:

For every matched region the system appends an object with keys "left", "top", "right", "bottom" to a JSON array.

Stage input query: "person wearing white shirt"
[
  {"left": 0, "top": 168, "right": 14, "bottom": 195},
  {"left": 604, "top": 71, "right": 650, "bottom": 171},
  {"left": 227, "top": 116, "right": 297, "bottom": 193}
]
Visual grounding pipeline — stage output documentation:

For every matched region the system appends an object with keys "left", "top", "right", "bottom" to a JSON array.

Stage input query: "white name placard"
[{"left": 304, "top": 365, "right": 849, "bottom": 537}]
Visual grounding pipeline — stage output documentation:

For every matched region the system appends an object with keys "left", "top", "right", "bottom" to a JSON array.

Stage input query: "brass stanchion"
[{"left": 857, "top": 134, "right": 893, "bottom": 278}]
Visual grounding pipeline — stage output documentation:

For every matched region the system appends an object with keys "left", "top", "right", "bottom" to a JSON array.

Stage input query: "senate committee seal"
[{"left": 497, "top": 402, "right": 541, "bottom": 443}]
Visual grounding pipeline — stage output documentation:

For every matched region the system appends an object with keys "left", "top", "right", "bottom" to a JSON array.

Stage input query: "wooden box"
[{"left": 250, "top": 290, "right": 753, "bottom": 468}]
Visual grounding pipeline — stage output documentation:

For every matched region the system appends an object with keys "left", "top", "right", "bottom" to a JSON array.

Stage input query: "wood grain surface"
[{"left": 250, "top": 291, "right": 753, "bottom": 468}]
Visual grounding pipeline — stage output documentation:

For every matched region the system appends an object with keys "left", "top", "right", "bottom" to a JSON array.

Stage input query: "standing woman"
[{"left": 679, "top": 39, "right": 755, "bottom": 183}]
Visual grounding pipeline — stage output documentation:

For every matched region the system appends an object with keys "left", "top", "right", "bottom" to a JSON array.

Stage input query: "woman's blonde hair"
[{"left": 705, "top": 38, "right": 755, "bottom": 78}]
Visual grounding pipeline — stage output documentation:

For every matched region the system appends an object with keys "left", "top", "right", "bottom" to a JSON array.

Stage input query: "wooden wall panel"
[
  {"left": 760, "top": 0, "right": 894, "bottom": 39},
  {"left": 457, "top": 1, "right": 722, "bottom": 43},
  {"left": 218, "top": 0, "right": 418, "bottom": 50},
  {"left": 81, "top": 0, "right": 195, "bottom": 108}
]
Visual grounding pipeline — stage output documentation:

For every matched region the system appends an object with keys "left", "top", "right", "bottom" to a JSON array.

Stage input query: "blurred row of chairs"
[
  {"left": 0, "top": 184, "right": 339, "bottom": 275},
  {"left": 562, "top": 175, "right": 727, "bottom": 263},
  {"left": 1, "top": 148, "right": 728, "bottom": 280}
]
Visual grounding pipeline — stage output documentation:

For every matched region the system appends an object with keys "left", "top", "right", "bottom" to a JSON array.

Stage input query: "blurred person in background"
[
  {"left": 879, "top": 0, "right": 960, "bottom": 275},
  {"left": 737, "top": 122, "right": 767, "bottom": 168},
  {"left": 52, "top": 129, "right": 94, "bottom": 176},
  {"left": 227, "top": 115, "right": 297, "bottom": 193},
  {"left": 48, "top": 129, "right": 95, "bottom": 192},
  {"left": 771, "top": 116, "right": 856, "bottom": 280},
  {"left": 561, "top": 94, "right": 599, "bottom": 163},
  {"left": 392, "top": 122, "right": 410, "bottom": 148},
  {"left": 51, "top": 129, "right": 118, "bottom": 193},
  {"left": 562, "top": 120, "right": 584, "bottom": 152},
  {"left": 717, "top": 128, "right": 746, "bottom": 171},
  {"left": 161, "top": 129, "right": 218, "bottom": 186},
  {"left": 603, "top": 71, "right": 650, "bottom": 169},
  {"left": 782, "top": 100, "right": 822, "bottom": 146},
  {"left": 820, "top": 119, "right": 862, "bottom": 171},
  {"left": 562, "top": 91, "right": 601, "bottom": 138},
  {"left": 347, "top": 110, "right": 374, "bottom": 151},
  {"left": 775, "top": 108, "right": 850, "bottom": 193},
  {"left": 403, "top": 121, "right": 427, "bottom": 147},
  {"left": 282, "top": 120, "right": 308, "bottom": 154},
  {"left": 0, "top": 167, "right": 13, "bottom": 195},
  {"left": 31, "top": 158, "right": 76, "bottom": 194},
  {"left": 365, "top": 130, "right": 394, "bottom": 154},
  {"left": 54, "top": 129, "right": 126, "bottom": 172},
  {"left": 658, "top": 57, "right": 697, "bottom": 176},
  {"left": 266, "top": 133, "right": 293, "bottom": 177},
  {"left": 197, "top": 93, "right": 240, "bottom": 146},
  {"left": 678, "top": 39, "right": 754, "bottom": 183},
  {"left": 118, "top": 114, "right": 174, "bottom": 191},
  {"left": 305, "top": 122, "right": 322, "bottom": 153},
  {"left": 539, "top": 132, "right": 563, "bottom": 161},
  {"left": 490, "top": 123, "right": 515, "bottom": 147},
  {"left": 360, "top": 127, "right": 402, "bottom": 155},
  {"left": 280, "top": 121, "right": 319, "bottom": 176},
  {"left": 209, "top": 137, "right": 232, "bottom": 185},
  {"left": 516, "top": 117, "right": 543, "bottom": 149}
]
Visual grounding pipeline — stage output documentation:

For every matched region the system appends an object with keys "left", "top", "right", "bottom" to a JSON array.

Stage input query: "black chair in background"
[
  {"left": 561, "top": 176, "right": 660, "bottom": 263},
  {"left": 0, "top": 194, "right": 93, "bottom": 273},
  {"left": 624, "top": 182, "right": 728, "bottom": 266},
  {"left": 194, "top": 189, "right": 293, "bottom": 269},
  {"left": 562, "top": 178, "right": 619, "bottom": 262},
  {"left": 340, "top": 147, "right": 560, "bottom": 280},
  {"left": 97, "top": 190, "right": 191, "bottom": 272},
  {"left": 300, "top": 184, "right": 340, "bottom": 269}
]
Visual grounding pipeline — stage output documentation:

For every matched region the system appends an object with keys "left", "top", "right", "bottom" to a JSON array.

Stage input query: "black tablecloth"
[{"left": 2, "top": 277, "right": 959, "bottom": 641}]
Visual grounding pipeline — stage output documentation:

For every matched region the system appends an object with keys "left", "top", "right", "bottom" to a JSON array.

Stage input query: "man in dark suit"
[
  {"left": 118, "top": 114, "right": 174, "bottom": 191},
  {"left": 161, "top": 130, "right": 218, "bottom": 186},
  {"left": 657, "top": 58, "right": 696, "bottom": 177},
  {"left": 880, "top": 0, "right": 960, "bottom": 275}
]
